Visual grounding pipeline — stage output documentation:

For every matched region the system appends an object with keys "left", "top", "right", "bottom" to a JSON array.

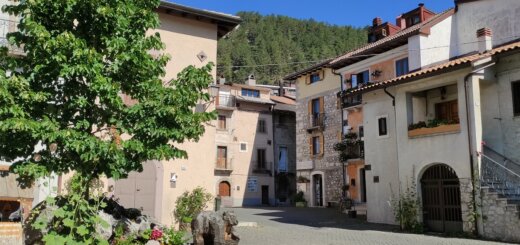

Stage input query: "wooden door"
[
  {"left": 218, "top": 181, "right": 231, "bottom": 197},
  {"left": 261, "top": 186, "right": 269, "bottom": 205}
]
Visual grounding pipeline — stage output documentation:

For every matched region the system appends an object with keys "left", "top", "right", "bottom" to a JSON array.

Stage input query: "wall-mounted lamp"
[
  {"left": 440, "top": 86, "right": 447, "bottom": 100},
  {"left": 170, "top": 173, "right": 178, "bottom": 183}
]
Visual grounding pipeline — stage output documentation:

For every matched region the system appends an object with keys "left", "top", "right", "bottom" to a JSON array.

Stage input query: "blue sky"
[{"left": 169, "top": 0, "right": 455, "bottom": 27}]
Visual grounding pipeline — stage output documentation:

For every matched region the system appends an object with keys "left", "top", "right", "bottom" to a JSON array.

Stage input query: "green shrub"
[
  {"left": 173, "top": 187, "right": 212, "bottom": 229},
  {"left": 390, "top": 176, "right": 423, "bottom": 233}
]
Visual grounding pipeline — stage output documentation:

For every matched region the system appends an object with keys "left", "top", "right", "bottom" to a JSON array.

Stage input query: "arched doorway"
[
  {"left": 218, "top": 181, "right": 231, "bottom": 197},
  {"left": 421, "top": 164, "right": 462, "bottom": 233}
]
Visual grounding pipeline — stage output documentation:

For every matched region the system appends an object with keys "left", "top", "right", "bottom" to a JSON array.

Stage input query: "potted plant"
[
  {"left": 297, "top": 175, "right": 310, "bottom": 183},
  {"left": 292, "top": 191, "right": 307, "bottom": 207}
]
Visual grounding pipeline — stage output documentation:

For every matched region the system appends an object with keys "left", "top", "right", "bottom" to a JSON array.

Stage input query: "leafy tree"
[
  {"left": 0, "top": 0, "right": 215, "bottom": 243},
  {"left": 218, "top": 12, "right": 368, "bottom": 84},
  {"left": 173, "top": 187, "right": 212, "bottom": 231}
]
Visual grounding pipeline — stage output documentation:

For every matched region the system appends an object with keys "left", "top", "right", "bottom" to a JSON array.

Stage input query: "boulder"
[{"left": 192, "top": 211, "right": 239, "bottom": 245}]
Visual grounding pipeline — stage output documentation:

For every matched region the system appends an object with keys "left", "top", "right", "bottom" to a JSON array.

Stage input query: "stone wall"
[
  {"left": 480, "top": 187, "right": 520, "bottom": 243},
  {"left": 296, "top": 89, "right": 343, "bottom": 205}
]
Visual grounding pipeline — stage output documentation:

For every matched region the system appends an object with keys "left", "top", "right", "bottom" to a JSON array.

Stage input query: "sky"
[{"left": 168, "top": 0, "right": 456, "bottom": 27}]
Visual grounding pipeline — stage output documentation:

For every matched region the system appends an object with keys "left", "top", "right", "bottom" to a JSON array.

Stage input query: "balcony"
[
  {"left": 342, "top": 94, "right": 362, "bottom": 108},
  {"left": 0, "top": 19, "right": 23, "bottom": 55},
  {"left": 252, "top": 161, "right": 272, "bottom": 176},
  {"left": 215, "top": 158, "right": 233, "bottom": 175},
  {"left": 216, "top": 95, "right": 236, "bottom": 110},
  {"left": 307, "top": 113, "right": 325, "bottom": 131}
]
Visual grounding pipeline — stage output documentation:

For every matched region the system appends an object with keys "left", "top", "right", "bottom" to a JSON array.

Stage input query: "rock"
[
  {"left": 192, "top": 211, "right": 239, "bottom": 245},
  {"left": 145, "top": 240, "right": 161, "bottom": 245}
]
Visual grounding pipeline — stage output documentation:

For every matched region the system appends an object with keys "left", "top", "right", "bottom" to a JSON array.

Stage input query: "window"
[
  {"left": 218, "top": 115, "right": 226, "bottom": 130},
  {"left": 241, "top": 89, "right": 260, "bottom": 98},
  {"left": 217, "top": 146, "right": 227, "bottom": 168},
  {"left": 258, "top": 119, "right": 267, "bottom": 133},
  {"left": 395, "top": 58, "right": 409, "bottom": 77},
  {"left": 351, "top": 70, "right": 370, "bottom": 87},
  {"left": 312, "top": 136, "right": 321, "bottom": 155},
  {"left": 359, "top": 125, "right": 364, "bottom": 139},
  {"left": 310, "top": 73, "right": 321, "bottom": 83},
  {"left": 240, "top": 143, "right": 247, "bottom": 152},
  {"left": 378, "top": 117, "right": 388, "bottom": 136},
  {"left": 435, "top": 100, "right": 459, "bottom": 123},
  {"left": 257, "top": 149, "right": 266, "bottom": 169},
  {"left": 278, "top": 147, "right": 288, "bottom": 172},
  {"left": 513, "top": 81, "right": 520, "bottom": 116}
]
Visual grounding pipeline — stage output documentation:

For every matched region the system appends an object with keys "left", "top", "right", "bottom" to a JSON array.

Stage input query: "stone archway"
[{"left": 420, "top": 164, "right": 463, "bottom": 233}]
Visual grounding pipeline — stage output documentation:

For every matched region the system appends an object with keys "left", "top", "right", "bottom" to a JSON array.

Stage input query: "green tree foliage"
[
  {"left": 218, "top": 12, "right": 367, "bottom": 84},
  {"left": 0, "top": 0, "right": 215, "bottom": 243},
  {"left": 173, "top": 187, "right": 212, "bottom": 230}
]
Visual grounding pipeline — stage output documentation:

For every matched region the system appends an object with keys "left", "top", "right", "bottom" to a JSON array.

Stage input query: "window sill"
[{"left": 408, "top": 124, "right": 461, "bottom": 138}]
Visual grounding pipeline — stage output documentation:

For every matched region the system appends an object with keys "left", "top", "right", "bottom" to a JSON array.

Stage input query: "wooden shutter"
[
  {"left": 309, "top": 137, "right": 313, "bottom": 157},
  {"left": 319, "top": 134, "right": 325, "bottom": 156},
  {"left": 320, "top": 70, "right": 325, "bottom": 81},
  {"left": 308, "top": 100, "right": 312, "bottom": 116},
  {"left": 306, "top": 75, "right": 311, "bottom": 85},
  {"left": 319, "top": 97, "right": 325, "bottom": 114}
]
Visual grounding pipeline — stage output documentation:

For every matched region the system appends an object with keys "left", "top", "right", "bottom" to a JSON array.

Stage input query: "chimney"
[
  {"left": 396, "top": 15, "right": 406, "bottom": 29},
  {"left": 477, "top": 27, "right": 493, "bottom": 53},
  {"left": 246, "top": 74, "right": 256, "bottom": 86},
  {"left": 418, "top": 3, "right": 425, "bottom": 8},
  {"left": 373, "top": 17, "right": 382, "bottom": 27}
]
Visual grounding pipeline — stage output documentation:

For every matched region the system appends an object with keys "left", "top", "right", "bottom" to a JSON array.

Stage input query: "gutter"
[
  {"left": 332, "top": 69, "right": 347, "bottom": 197},
  {"left": 463, "top": 60, "right": 496, "bottom": 236}
]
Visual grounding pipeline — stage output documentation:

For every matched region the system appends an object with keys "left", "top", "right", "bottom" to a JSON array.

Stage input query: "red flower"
[{"left": 150, "top": 229, "right": 163, "bottom": 240}]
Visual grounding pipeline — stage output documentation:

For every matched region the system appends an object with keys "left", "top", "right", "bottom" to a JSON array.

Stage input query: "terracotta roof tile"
[{"left": 342, "top": 40, "right": 520, "bottom": 95}]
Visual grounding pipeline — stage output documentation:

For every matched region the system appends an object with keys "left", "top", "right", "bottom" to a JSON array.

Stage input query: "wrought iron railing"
[
  {"left": 343, "top": 94, "right": 362, "bottom": 108},
  {"left": 216, "top": 158, "right": 232, "bottom": 170},
  {"left": 252, "top": 161, "right": 272, "bottom": 175},
  {"left": 308, "top": 113, "right": 325, "bottom": 128},
  {"left": 480, "top": 151, "right": 520, "bottom": 197},
  {"left": 0, "top": 18, "right": 23, "bottom": 54}
]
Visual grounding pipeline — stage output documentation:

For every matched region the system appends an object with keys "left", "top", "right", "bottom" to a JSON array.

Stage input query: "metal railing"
[
  {"left": 252, "top": 161, "right": 272, "bottom": 175},
  {"left": 308, "top": 113, "right": 325, "bottom": 128},
  {"left": 215, "top": 158, "right": 232, "bottom": 170},
  {"left": 0, "top": 18, "right": 23, "bottom": 54},
  {"left": 480, "top": 150, "right": 520, "bottom": 197},
  {"left": 216, "top": 95, "right": 236, "bottom": 108},
  {"left": 343, "top": 94, "right": 362, "bottom": 108}
]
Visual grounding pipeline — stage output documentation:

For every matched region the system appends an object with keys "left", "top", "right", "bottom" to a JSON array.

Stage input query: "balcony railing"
[
  {"left": 216, "top": 95, "right": 236, "bottom": 109},
  {"left": 252, "top": 161, "right": 272, "bottom": 175},
  {"left": 308, "top": 113, "right": 325, "bottom": 129},
  {"left": 343, "top": 94, "right": 362, "bottom": 108},
  {"left": 215, "top": 158, "right": 233, "bottom": 175},
  {"left": 0, "top": 18, "right": 23, "bottom": 54}
]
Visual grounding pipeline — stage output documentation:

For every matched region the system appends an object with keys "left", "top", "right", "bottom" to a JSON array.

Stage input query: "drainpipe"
[
  {"left": 332, "top": 69, "right": 347, "bottom": 197},
  {"left": 463, "top": 61, "right": 496, "bottom": 236}
]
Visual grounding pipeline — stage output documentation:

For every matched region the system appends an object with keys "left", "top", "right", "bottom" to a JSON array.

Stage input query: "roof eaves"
[{"left": 283, "top": 59, "right": 332, "bottom": 81}]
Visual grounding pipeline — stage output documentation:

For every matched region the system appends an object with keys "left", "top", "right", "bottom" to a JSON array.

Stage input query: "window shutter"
[
  {"left": 319, "top": 134, "right": 325, "bottom": 156},
  {"left": 319, "top": 97, "right": 325, "bottom": 114},
  {"left": 306, "top": 75, "right": 311, "bottom": 85},
  {"left": 308, "top": 100, "right": 312, "bottom": 116},
  {"left": 336, "top": 97, "right": 341, "bottom": 109},
  {"left": 320, "top": 70, "right": 325, "bottom": 81},
  {"left": 309, "top": 137, "right": 313, "bottom": 157}
]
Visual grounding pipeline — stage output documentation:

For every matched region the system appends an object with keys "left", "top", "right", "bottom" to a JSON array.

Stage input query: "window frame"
[
  {"left": 217, "top": 115, "right": 227, "bottom": 130},
  {"left": 257, "top": 148, "right": 266, "bottom": 169},
  {"left": 257, "top": 119, "right": 267, "bottom": 133},
  {"left": 241, "top": 88, "right": 260, "bottom": 98},
  {"left": 395, "top": 57, "right": 409, "bottom": 77},
  {"left": 312, "top": 136, "right": 321, "bottom": 155},
  {"left": 310, "top": 73, "right": 321, "bottom": 84},
  {"left": 513, "top": 81, "right": 520, "bottom": 117},
  {"left": 217, "top": 146, "right": 228, "bottom": 167},
  {"left": 239, "top": 142, "right": 248, "bottom": 153},
  {"left": 377, "top": 115, "right": 389, "bottom": 138}
]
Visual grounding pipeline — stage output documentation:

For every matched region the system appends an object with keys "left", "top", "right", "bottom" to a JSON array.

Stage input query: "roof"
[
  {"left": 283, "top": 8, "right": 455, "bottom": 80},
  {"left": 341, "top": 40, "right": 520, "bottom": 96},
  {"left": 283, "top": 58, "right": 332, "bottom": 80},
  {"left": 271, "top": 95, "right": 296, "bottom": 105},
  {"left": 236, "top": 95, "right": 275, "bottom": 105},
  {"left": 330, "top": 8, "right": 455, "bottom": 68},
  {"left": 159, "top": 1, "right": 241, "bottom": 38}
]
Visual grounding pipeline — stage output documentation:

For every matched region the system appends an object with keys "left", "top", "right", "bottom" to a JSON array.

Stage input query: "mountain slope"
[{"left": 217, "top": 12, "right": 368, "bottom": 84}]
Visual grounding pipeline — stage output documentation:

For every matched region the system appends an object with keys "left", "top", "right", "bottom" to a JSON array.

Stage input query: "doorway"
[
  {"left": 360, "top": 168, "right": 367, "bottom": 203},
  {"left": 313, "top": 174, "right": 323, "bottom": 207},
  {"left": 219, "top": 181, "right": 231, "bottom": 197},
  {"left": 421, "top": 164, "right": 463, "bottom": 233},
  {"left": 261, "top": 185, "right": 269, "bottom": 205}
]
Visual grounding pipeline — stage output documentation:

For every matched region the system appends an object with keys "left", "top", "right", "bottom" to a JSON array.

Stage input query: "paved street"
[{"left": 227, "top": 207, "right": 506, "bottom": 245}]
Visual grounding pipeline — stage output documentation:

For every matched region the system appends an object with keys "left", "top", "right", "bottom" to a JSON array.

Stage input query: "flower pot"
[{"left": 408, "top": 124, "right": 460, "bottom": 138}]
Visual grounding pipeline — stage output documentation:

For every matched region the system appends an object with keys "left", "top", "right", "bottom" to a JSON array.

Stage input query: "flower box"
[{"left": 408, "top": 124, "right": 461, "bottom": 138}]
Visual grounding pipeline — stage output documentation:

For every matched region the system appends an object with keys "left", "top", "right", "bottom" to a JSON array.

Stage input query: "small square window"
[
  {"left": 240, "top": 143, "right": 247, "bottom": 152},
  {"left": 395, "top": 58, "right": 409, "bottom": 77},
  {"left": 378, "top": 117, "right": 388, "bottom": 136},
  {"left": 310, "top": 73, "right": 321, "bottom": 83}
]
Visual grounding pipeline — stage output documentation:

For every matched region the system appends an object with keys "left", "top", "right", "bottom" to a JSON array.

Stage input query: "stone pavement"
[{"left": 226, "top": 207, "right": 506, "bottom": 245}]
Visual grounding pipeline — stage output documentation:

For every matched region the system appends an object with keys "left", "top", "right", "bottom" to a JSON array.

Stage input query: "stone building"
[{"left": 284, "top": 63, "right": 344, "bottom": 207}]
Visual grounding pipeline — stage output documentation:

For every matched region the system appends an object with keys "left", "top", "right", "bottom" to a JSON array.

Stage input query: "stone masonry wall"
[
  {"left": 296, "top": 89, "right": 343, "bottom": 205},
  {"left": 480, "top": 187, "right": 520, "bottom": 243}
]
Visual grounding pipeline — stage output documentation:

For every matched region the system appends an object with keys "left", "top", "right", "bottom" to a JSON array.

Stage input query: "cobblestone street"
[{"left": 228, "top": 207, "right": 506, "bottom": 245}]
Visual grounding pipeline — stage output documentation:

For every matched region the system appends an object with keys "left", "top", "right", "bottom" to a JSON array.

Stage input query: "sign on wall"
[{"left": 247, "top": 177, "right": 258, "bottom": 192}]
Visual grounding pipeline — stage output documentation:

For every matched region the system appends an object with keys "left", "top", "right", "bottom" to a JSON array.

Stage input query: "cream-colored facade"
[{"left": 109, "top": 2, "right": 241, "bottom": 226}]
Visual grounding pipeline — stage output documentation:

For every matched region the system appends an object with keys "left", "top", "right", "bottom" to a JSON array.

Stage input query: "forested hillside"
[{"left": 217, "top": 12, "right": 368, "bottom": 84}]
